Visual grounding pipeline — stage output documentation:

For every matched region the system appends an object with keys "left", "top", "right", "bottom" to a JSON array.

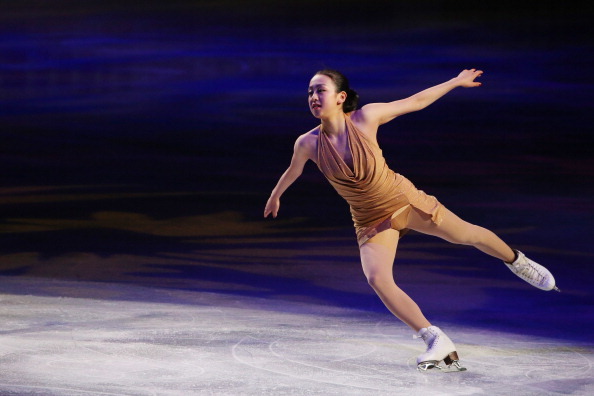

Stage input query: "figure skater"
[{"left": 263, "top": 68, "right": 559, "bottom": 372}]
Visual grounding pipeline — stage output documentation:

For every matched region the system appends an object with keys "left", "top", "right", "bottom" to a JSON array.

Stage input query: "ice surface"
[
  {"left": 0, "top": 277, "right": 592, "bottom": 396},
  {"left": 1, "top": 2, "right": 592, "bottom": 395}
]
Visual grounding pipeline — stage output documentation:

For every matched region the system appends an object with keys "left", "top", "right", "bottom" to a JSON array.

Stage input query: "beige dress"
[{"left": 317, "top": 112, "right": 444, "bottom": 247}]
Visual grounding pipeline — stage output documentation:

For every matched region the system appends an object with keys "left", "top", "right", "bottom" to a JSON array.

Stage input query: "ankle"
[{"left": 505, "top": 249, "right": 518, "bottom": 264}]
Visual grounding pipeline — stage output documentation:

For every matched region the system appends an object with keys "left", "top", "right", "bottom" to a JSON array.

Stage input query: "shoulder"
[
  {"left": 294, "top": 126, "right": 319, "bottom": 160},
  {"left": 347, "top": 108, "right": 380, "bottom": 140},
  {"left": 296, "top": 126, "right": 319, "bottom": 146}
]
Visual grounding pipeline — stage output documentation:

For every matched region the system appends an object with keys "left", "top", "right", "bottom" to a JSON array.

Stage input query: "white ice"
[{"left": 0, "top": 277, "right": 592, "bottom": 396}]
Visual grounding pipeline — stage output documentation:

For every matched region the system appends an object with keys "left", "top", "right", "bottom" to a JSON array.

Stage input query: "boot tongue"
[{"left": 415, "top": 327, "right": 429, "bottom": 340}]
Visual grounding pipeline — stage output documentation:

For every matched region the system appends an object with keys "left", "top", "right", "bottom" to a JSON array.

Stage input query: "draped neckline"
[{"left": 319, "top": 117, "right": 355, "bottom": 176}]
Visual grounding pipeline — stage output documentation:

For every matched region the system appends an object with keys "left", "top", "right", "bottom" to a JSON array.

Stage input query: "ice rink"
[
  {"left": 1, "top": 275, "right": 592, "bottom": 396},
  {"left": 1, "top": 1, "right": 592, "bottom": 395}
]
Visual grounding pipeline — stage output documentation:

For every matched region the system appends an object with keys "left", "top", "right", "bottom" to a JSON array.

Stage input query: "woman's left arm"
[{"left": 358, "top": 69, "right": 483, "bottom": 127}]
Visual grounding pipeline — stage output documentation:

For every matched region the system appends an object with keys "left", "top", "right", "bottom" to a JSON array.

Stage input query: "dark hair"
[{"left": 315, "top": 69, "right": 359, "bottom": 113}]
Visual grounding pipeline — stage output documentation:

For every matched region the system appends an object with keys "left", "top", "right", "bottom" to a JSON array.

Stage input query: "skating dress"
[{"left": 317, "top": 112, "right": 444, "bottom": 247}]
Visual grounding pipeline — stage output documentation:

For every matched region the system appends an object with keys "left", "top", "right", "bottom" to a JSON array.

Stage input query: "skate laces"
[
  {"left": 514, "top": 260, "right": 546, "bottom": 284},
  {"left": 414, "top": 327, "right": 437, "bottom": 343}
]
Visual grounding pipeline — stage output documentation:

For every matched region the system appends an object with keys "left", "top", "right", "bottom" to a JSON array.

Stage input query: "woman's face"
[{"left": 308, "top": 74, "right": 345, "bottom": 118}]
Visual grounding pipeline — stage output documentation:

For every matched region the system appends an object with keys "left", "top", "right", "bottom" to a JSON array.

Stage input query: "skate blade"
[
  {"left": 417, "top": 361, "right": 467, "bottom": 373},
  {"left": 443, "top": 351, "right": 467, "bottom": 372},
  {"left": 441, "top": 361, "right": 467, "bottom": 373},
  {"left": 417, "top": 361, "right": 439, "bottom": 372},
  {"left": 418, "top": 352, "right": 467, "bottom": 373}
]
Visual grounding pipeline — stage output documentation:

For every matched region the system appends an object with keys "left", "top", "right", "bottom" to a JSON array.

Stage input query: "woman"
[{"left": 263, "top": 68, "right": 559, "bottom": 372}]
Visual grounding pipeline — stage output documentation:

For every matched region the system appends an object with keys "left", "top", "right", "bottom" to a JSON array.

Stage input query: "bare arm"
[
  {"left": 264, "top": 134, "right": 313, "bottom": 218},
  {"left": 357, "top": 69, "right": 483, "bottom": 128}
]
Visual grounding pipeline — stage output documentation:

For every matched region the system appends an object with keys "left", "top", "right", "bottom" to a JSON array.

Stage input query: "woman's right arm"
[{"left": 264, "top": 134, "right": 313, "bottom": 218}]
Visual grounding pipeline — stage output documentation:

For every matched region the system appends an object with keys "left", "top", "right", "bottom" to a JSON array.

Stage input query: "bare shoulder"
[
  {"left": 294, "top": 126, "right": 319, "bottom": 161},
  {"left": 349, "top": 107, "right": 380, "bottom": 139}
]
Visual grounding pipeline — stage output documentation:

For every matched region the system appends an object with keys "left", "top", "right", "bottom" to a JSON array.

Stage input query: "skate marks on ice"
[
  {"left": 0, "top": 294, "right": 215, "bottom": 395},
  {"left": 0, "top": 279, "right": 593, "bottom": 395},
  {"left": 231, "top": 321, "right": 479, "bottom": 394},
  {"left": 459, "top": 339, "right": 594, "bottom": 394},
  {"left": 386, "top": 321, "right": 593, "bottom": 394},
  {"left": 232, "top": 332, "right": 414, "bottom": 393},
  {"left": 223, "top": 312, "right": 593, "bottom": 394}
]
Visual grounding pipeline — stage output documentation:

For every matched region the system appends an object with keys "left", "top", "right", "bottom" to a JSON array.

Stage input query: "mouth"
[{"left": 311, "top": 103, "right": 321, "bottom": 110}]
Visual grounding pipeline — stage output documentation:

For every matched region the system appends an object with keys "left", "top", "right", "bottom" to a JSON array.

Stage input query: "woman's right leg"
[
  {"left": 359, "top": 228, "right": 431, "bottom": 332},
  {"left": 406, "top": 206, "right": 559, "bottom": 291}
]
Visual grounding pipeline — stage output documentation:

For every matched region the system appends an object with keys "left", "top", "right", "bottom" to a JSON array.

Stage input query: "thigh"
[
  {"left": 359, "top": 228, "right": 400, "bottom": 280},
  {"left": 405, "top": 206, "right": 477, "bottom": 244}
]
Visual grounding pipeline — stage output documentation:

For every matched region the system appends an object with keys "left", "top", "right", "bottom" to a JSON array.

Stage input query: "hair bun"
[
  {"left": 315, "top": 69, "right": 359, "bottom": 113},
  {"left": 344, "top": 88, "right": 359, "bottom": 113}
]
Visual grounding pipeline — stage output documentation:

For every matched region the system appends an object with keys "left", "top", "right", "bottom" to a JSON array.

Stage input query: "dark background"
[{"left": 1, "top": 1, "right": 592, "bottom": 342}]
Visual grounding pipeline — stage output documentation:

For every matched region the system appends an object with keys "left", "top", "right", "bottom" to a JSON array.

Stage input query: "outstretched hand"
[
  {"left": 264, "top": 196, "right": 280, "bottom": 218},
  {"left": 456, "top": 69, "right": 483, "bottom": 88}
]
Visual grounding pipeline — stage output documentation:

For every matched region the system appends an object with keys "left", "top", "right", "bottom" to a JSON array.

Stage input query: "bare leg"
[
  {"left": 406, "top": 207, "right": 516, "bottom": 263},
  {"left": 360, "top": 228, "right": 431, "bottom": 332},
  {"left": 359, "top": 205, "right": 516, "bottom": 332}
]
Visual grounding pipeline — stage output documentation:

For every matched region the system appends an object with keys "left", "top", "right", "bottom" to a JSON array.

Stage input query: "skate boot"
[
  {"left": 505, "top": 250, "right": 560, "bottom": 292},
  {"left": 416, "top": 326, "right": 466, "bottom": 372}
]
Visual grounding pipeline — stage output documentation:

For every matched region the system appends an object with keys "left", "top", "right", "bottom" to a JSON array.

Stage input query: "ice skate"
[
  {"left": 416, "top": 326, "right": 467, "bottom": 373},
  {"left": 505, "top": 250, "right": 560, "bottom": 292}
]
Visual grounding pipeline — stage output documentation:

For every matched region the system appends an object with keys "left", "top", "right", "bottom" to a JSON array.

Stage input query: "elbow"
[
  {"left": 286, "top": 163, "right": 304, "bottom": 179},
  {"left": 410, "top": 95, "right": 428, "bottom": 111},
  {"left": 288, "top": 167, "right": 303, "bottom": 179}
]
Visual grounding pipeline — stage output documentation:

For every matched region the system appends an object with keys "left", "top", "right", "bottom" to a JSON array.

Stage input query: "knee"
[
  {"left": 366, "top": 272, "right": 379, "bottom": 288},
  {"left": 462, "top": 225, "right": 491, "bottom": 246},
  {"left": 448, "top": 224, "right": 485, "bottom": 246},
  {"left": 365, "top": 270, "right": 391, "bottom": 289}
]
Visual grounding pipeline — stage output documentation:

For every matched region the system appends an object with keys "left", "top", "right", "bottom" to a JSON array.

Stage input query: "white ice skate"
[
  {"left": 416, "top": 326, "right": 466, "bottom": 372},
  {"left": 505, "top": 250, "right": 560, "bottom": 292}
]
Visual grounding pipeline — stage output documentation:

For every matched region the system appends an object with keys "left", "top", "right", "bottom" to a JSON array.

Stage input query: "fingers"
[
  {"left": 263, "top": 205, "right": 278, "bottom": 218},
  {"left": 473, "top": 69, "right": 483, "bottom": 86},
  {"left": 471, "top": 68, "right": 483, "bottom": 78},
  {"left": 459, "top": 68, "right": 483, "bottom": 87},
  {"left": 466, "top": 68, "right": 483, "bottom": 77},
  {"left": 464, "top": 68, "right": 483, "bottom": 75}
]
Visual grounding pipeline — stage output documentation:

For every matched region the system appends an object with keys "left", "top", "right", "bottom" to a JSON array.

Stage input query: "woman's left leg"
[
  {"left": 360, "top": 220, "right": 466, "bottom": 370},
  {"left": 359, "top": 228, "right": 432, "bottom": 332},
  {"left": 406, "top": 206, "right": 516, "bottom": 263}
]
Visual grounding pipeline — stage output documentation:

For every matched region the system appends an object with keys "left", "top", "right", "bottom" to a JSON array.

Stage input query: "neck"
[{"left": 321, "top": 112, "right": 346, "bottom": 136}]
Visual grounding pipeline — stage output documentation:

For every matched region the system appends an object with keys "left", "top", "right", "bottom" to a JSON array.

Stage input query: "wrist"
[{"left": 449, "top": 76, "right": 463, "bottom": 88}]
